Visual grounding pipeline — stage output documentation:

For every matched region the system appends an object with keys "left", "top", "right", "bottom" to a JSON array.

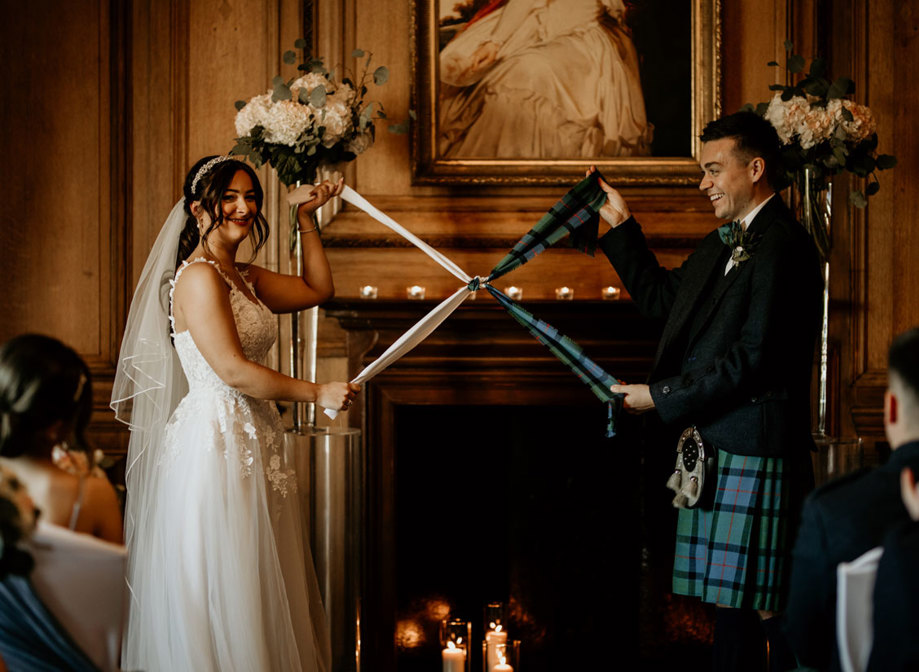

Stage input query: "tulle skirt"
[{"left": 122, "top": 388, "right": 330, "bottom": 672}]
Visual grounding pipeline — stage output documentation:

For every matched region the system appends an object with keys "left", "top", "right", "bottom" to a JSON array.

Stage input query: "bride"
[{"left": 112, "top": 155, "right": 359, "bottom": 671}]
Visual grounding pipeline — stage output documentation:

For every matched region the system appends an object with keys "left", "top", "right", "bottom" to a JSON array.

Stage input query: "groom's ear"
[{"left": 748, "top": 157, "right": 766, "bottom": 184}]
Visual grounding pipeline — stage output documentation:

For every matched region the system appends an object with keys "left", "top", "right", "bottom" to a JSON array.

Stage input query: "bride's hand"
[
  {"left": 316, "top": 381, "right": 361, "bottom": 411},
  {"left": 288, "top": 177, "right": 345, "bottom": 220}
]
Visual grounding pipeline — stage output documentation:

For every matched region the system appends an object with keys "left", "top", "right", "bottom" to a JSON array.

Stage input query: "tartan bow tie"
[{"left": 717, "top": 220, "right": 743, "bottom": 246}]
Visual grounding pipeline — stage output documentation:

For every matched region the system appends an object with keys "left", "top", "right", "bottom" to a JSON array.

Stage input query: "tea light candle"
[
  {"left": 505, "top": 286, "right": 522, "bottom": 301},
  {"left": 359, "top": 285, "right": 378, "bottom": 299},
  {"left": 494, "top": 659, "right": 513, "bottom": 672},
  {"left": 442, "top": 641, "right": 465, "bottom": 672},
  {"left": 407, "top": 285, "right": 426, "bottom": 300},
  {"left": 601, "top": 285, "right": 621, "bottom": 300},
  {"left": 555, "top": 286, "right": 574, "bottom": 300}
]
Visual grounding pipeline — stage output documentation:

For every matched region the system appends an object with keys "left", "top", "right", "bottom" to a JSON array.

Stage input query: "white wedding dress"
[{"left": 122, "top": 258, "right": 330, "bottom": 672}]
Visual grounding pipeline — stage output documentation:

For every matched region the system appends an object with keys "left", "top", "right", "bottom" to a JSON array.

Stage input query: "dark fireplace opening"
[{"left": 391, "top": 403, "right": 641, "bottom": 670}]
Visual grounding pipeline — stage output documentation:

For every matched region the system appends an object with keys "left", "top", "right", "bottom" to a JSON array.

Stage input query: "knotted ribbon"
[{"left": 327, "top": 172, "right": 624, "bottom": 437}]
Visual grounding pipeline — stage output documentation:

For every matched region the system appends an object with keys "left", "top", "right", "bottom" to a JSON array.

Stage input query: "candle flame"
[
  {"left": 446, "top": 641, "right": 456, "bottom": 650},
  {"left": 499, "top": 653, "right": 507, "bottom": 665},
  {"left": 495, "top": 624, "right": 503, "bottom": 633}
]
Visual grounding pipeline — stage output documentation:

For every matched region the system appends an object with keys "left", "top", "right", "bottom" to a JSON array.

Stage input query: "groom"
[{"left": 595, "top": 111, "right": 823, "bottom": 670}]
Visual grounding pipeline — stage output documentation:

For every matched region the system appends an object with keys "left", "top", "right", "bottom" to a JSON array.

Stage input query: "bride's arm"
[
  {"left": 245, "top": 179, "right": 342, "bottom": 314},
  {"left": 174, "top": 263, "right": 358, "bottom": 409}
]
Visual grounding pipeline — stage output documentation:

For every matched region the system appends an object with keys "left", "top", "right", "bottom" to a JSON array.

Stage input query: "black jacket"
[
  {"left": 599, "top": 195, "right": 823, "bottom": 456},
  {"left": 784, "top": 441, "right": 919, "bottom": 671}
]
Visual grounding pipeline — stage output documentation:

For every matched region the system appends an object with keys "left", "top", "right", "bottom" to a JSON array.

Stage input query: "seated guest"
[
  {"left": 785, "top": 327, "right": 919, "bottom": 671},
  {"left": 0, "top": 464, "right": 101, "bottom": 671},
  {"left": 0, "top": 334, "right": 122, "bottom": 543},
  {"left": 867, "top": 405, "right": 919, "bottom": 668}
]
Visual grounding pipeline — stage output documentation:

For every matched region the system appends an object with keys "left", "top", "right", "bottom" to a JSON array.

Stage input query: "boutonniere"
[{"left": 717, "top": 221, "right": 761, "bottom": 267}]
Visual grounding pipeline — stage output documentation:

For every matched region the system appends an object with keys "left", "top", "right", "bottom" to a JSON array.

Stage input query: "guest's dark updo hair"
[
  {"left": 0, "top": 334, "right": 93, "bottom": 459},
  {"left": 0, "top": 467, "right": 35, "bottom": 579},
  {"left": 175, "top": 156, "right": 270, "bottom": 270}
]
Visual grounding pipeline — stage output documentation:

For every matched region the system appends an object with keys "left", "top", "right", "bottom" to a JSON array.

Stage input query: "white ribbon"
[{"left": 325, "top": 188, "right": 480, "bottom": 418}]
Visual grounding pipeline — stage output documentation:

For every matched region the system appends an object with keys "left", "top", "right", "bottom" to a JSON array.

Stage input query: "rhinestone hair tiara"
[{"left": 190, "top": 155, "right": 233, "bottom": 195}]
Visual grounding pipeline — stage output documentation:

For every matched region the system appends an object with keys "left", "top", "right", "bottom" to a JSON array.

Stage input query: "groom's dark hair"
[
  {"left": 890, "top": 327, "right": 919, "bottom": 405},
  {"left": 701, "top": 111, "right": 785, "bottom": 191}
]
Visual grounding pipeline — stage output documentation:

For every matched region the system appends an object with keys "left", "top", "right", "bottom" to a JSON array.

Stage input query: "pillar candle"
[
  {"left": 485, "top": 630, "right": 507, "bottom": 671},
  {"left": 442, "top": 644, "right": 465, "bottom": 672}
]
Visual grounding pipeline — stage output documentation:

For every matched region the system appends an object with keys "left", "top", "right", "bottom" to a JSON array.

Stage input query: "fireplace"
[{"left": 326, "top": 299, "right": 692, "bottom": 670}]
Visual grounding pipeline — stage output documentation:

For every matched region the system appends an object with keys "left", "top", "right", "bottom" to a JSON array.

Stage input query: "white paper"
[{"left": 837, "top": 545, "right": 883, "bottom": 672}]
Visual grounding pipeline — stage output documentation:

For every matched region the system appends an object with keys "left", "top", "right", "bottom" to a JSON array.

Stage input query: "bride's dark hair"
[{"left": 175, "top": 156, "right": 270, "bottom": 270}]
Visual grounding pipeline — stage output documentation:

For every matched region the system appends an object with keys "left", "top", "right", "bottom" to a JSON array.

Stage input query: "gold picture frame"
[{"left": 411, "top": 0, "right": 722, "bottom": 186}]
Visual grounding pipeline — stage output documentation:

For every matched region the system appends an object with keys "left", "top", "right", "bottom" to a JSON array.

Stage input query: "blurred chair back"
[
  {"left": 836, "top": 546, "right": 883, "bottom": 672},
  {"left": 26, "top": 522, "right": 126, "bottom": 672}
]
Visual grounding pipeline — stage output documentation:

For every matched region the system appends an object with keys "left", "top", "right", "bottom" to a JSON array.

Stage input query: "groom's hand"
[
  {"left": 587, "top": 165, "right": 631, "bottom": 229},
  {"left": 610, "top": 383, "right": 655, "bottom": 414}
]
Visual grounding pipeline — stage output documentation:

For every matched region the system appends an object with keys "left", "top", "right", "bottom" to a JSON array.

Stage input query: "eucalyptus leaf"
[
  {"left": 850, "top": 190, "right": 868, "bottom": 208},
  {"left": 788, "top": 54, "right": 805, "bottom": 74},
  {"left": 373, "top": 66, "right": 389, "bottom": 85},
  {"left": 827, "top": 76, "right": 854, "bottom": 99},
  {"left": 866, "top": 181, "right": 880, "bottom": 196},
  {"left": 809, "top": 58, "right": 827, "bottom": 78},
  {"left": 294, "top": 38, "right": 307, "bottom": 49},
  {"left": 234, "top": 100, "right": 247, "bottom": 111},
  {"left": 388, "top": 121, "right": 410, "bottom": 134},
  {"left": 767, "top": 60, "right": 779, "bottom": 67},
  {"left": 272, "top": 82, "right": 292, "bottom": 102},
  {"left": 769, "top": 84, "right": 786, "bottom": 92},
  {"left": 840, "top": 106, "right": 854, "bottom": 121},
  {"left": 409, "top": 109, "right": 417, "bottom": 120},
  {"left": 784, "top": 39, "right": 794, "bottom": 52},
  {"left": 309, "top": 86, "right": 327, "bottom": 108},
  {"left": 877, "top": 154, "right": 897, "bottom": 170},
  {"left": 283, "top": 50, "right": 297, "bottom": 65},
  {"left": 272, "top": 75, "right": 285, "bottom": 87},
  {"left": 352, "top": 48, "right": 365, "bottom": 58}
]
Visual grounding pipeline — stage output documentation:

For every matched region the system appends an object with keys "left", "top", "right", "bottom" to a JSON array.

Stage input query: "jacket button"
[{"left": 662, "top": 385, "right": 672, "bottom": 394}]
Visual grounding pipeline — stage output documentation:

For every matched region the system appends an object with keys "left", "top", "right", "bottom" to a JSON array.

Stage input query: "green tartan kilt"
[{"left": 671, "top": 450, "right": 795, "bottom": 611}]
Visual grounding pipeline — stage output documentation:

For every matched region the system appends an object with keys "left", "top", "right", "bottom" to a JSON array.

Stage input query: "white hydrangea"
[
  {"left": 291, "top": 72, "right": 333, "bottom": 96},
  {"left": 234, "top": 93, "right": 273, "bottom": 137},
  {"left": 765, "top": 92, "right": 877, "bottom": 149},
  {"left": 319, "top": 100, "right": 353, "bottom": 146},
  {"left": 261, "top": 100, "right": 316, "bottom": 147}
]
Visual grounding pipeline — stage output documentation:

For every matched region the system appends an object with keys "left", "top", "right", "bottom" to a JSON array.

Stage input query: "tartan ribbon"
[
  {"left": 486, "top": 285, "right": 623, "bottom": 437},
  {"left": 335, "top": 173, "right": 624, "bottom": 436},
  {"left": 488, "top": 170, "right": 608, "bottom": 283}
]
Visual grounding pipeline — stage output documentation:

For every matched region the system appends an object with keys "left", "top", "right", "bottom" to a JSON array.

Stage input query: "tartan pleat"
[{"left": 672, "top": 450, "right": 792, "bottom": 611}]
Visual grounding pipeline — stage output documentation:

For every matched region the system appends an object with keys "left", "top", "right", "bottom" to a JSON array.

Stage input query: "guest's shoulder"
[{"left": 804, "top": 466, "right": 875, "bottom": 512}]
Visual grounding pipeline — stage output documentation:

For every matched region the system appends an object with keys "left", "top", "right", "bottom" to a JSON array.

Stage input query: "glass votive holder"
[
  {"left": 359, "top": 285, "right": 378, "bottom": 299},
  {"left": 601, "top": 285, "right": 621, "bottom": 300},
  {"left": 555, "top": 286, "right": 574, "bottom": 300},
  {"left": 505, "top": 286, "right": 523, "bottom": 301},
  {"left": 440, "top": 618, "right": 471, "bottom": 672},
  {"left": 406, "top": 285, "right": 426, "bottom": 300},
  {"left": 483, "top": 601, "right": 508, "bottom": 671},
  {"left": 495, "top": 640, "right": 521, "bottom": 671}
]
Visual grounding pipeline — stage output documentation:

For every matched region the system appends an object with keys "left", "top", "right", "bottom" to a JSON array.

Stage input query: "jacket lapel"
[{"left": 683, "top": 196, "right": 786, "bottom": 351}]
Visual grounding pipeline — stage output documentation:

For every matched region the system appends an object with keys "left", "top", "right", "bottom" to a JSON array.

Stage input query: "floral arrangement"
[
  {"left": 232, "top": 39, "right": 392, "bottom": 187},
  {"left": 747, "top": 42, "right": 896, "bottom": 257}
]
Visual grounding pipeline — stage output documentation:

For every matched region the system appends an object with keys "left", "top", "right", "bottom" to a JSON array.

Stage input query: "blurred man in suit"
[{"left": 785, "top": 327, "right": 919, "bottom": 671}]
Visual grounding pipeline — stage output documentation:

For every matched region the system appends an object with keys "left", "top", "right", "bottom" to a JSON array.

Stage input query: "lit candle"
[
  {"left": 407, "top": 285, "right": 426, "bottom": 300},
  {"left": 555, "top": 286, "right": 574, "bottom": 300},
  {"left": 493, "top": 655, "right": 513, "bottom": 672},
  {"left": 601, "top": 285, "right": 621, "bottom": 300},
  {"left": 485, "top": 627, "right": 507, "bottom": 671},
  {"left": 505, "top": 286, "right": 522, "bottom": 301},
  {"left": 359, "top": 285, "right": 378, "bottom": 299},
  {"left": 442, "top": 641, "right": 465, "bottom": 672}
]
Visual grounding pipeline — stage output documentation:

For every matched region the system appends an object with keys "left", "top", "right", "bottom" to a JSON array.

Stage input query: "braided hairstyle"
[
  {"left": 0, "top": 334, "right": 93, "bottom": 459},
  {"left": 175, "top": 156, "right": 270, "bottom": 270}
]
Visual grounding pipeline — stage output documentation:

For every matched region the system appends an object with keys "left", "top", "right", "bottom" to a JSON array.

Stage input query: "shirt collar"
[{"left": 739, "top": 194, "right": 774, "bottom": 230}]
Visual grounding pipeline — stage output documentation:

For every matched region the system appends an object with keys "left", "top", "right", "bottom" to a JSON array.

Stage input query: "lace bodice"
[{"left": 169, "top": 258, "right": 277, "bottom": 389}]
